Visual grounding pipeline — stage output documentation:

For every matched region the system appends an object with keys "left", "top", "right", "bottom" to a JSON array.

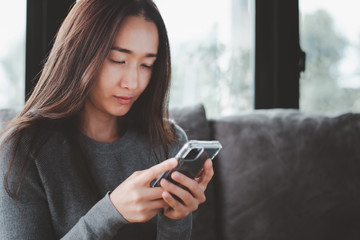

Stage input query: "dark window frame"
[
  {"left": 26, "top": 0, "right": 75, "bottom": 99},
  {"left": 255, "top": 0, "right": 305, "bottom": 109}
]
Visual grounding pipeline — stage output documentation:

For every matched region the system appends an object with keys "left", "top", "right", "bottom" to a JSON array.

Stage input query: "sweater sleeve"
[
  {"left": 157, "top": 212, "right": 192, "bottom": 240},
  {"left": 0, "top": 146, "right": 57, "bottom": 240},
  {"left": 0, "top": 166, "right": 127, "bottom": 240},
  {"left": 61, "top": 192, "right": 128, "bottom": 239}
]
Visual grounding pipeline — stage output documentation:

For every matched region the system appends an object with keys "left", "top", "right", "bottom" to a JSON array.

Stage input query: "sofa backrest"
[
  {"left": 0, "top": 109, "right": 17, "bottom": 132},
  {"left": 210, "top": 109, "right": 360, "bottom": 240}
]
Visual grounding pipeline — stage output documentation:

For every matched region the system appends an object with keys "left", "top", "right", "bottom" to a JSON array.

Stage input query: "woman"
[{"left": 0, "top": 0, "right": 213, "bottom": 239}]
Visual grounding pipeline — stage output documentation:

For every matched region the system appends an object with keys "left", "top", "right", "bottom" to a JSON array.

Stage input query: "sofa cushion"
[
  {"left": 211, "top": 109, "right": 360, "bottom": 240},
  {"left": 170, "top": 103, "right": 211, "bottom": 141}
]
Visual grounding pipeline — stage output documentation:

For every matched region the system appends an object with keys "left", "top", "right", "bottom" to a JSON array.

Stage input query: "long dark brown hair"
[{"left": 0, "top": 0, "right": 176, "bottom": 199}]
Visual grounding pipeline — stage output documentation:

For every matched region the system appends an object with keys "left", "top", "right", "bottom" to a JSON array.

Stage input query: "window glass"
[
  {"left": 154, "top": 0, "right": 254, "bottom": 117},
  {"left": 300, "top": 0, "right": 360, "bottom": 114},
  {"left": 0, "top": 0, "right": 26, "bottom": 109}
]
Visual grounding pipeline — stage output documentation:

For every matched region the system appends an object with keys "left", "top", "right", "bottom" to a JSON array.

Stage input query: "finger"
[
  {"left": 143, "top": 158, "right": 178, "bottom": 183},
  {"left": 160, "top": 178, "right": 198, "bottom": 209},
  {"left": 147, "top": 199, "right": 169, "bottom": 210},
  {"left": 170, "top": 171, "right": 205, "bottom": 202},
  {"left": 197, "top": 159, "right": 214, "bottom": 187},
  {"left": 135, "top": 199, "right": 168, "bottom": 214},
  {"left": 136, "top": 200, "right": 168, "bottom": 222},
  {"left": 162, "top": 191, "right": 186, "bottom": 212},
  {"left": 142, "top": 186, "right": 168, "bottom": 200}
]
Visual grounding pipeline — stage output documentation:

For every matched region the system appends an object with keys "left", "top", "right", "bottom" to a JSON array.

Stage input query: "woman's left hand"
[{"left": 160, "top": 158, "right": 214, "bottom": 219}]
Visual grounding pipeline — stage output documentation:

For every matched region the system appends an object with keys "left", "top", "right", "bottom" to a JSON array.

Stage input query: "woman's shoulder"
[
  {"left": 25, "top": 120, "right": 68, "bottom": 145},
  {"left": 168, "top": 119, "right": 188, "bottom": 144},
  {"left": 167, "top": 119, "right": 188, "bottom": 158},
  {"left": 2, "top": 119, "right": 72, "bottom": 163},
  {"left": 0, "top": 120, "right": 68, "bottom": 184}
]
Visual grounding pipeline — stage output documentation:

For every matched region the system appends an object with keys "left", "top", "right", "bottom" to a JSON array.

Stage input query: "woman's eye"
[
  {"left": 111, "top": 60, "right": 125, "bottom": 64},
  {"left": 141, "top": 64, "right": 153, "bottom": 69}
]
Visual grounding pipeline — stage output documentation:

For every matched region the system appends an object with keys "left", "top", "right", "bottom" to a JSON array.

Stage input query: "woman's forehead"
[{"left": 112, "top": 16, "right": 159, "bottom": 56}]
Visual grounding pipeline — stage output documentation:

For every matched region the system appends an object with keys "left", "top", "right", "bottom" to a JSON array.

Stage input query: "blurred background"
[
  {"left": 0, "top": 0, "right": 26, "bottom": 109},
  {"left": 1, "top": 0, "right": 359, "bottom": 117}
]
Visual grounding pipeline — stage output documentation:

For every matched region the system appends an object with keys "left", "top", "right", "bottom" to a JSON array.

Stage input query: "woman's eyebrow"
[{"left": 110, "top": 46, "right": 157, "bottom": 58}]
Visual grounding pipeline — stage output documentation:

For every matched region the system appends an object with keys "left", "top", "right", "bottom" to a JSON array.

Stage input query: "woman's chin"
[{"left": 110, "top": 106, "right": 132, "bottom": 117}]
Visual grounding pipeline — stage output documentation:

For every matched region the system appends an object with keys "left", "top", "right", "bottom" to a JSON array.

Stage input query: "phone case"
[{"left": 151, "top": 140, "right": 222, "bottom": 187}]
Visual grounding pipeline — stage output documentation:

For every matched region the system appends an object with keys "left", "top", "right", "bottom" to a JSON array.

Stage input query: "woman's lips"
[{"left": 114, "top": 96, "right": 133, "bottom": 105}]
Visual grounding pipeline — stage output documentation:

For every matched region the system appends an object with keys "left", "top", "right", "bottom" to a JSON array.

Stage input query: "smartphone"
[{"left": 151, "top": 140, "right": 222, "bottom": 187}]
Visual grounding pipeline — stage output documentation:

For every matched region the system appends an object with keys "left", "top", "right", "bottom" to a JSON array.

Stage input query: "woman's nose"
[{"left": 120, "top": 66, "right": 138, "bottom": 90}]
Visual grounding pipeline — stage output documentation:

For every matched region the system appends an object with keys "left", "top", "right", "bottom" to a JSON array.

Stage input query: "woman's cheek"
[{"left": 140, "top": 71, "right": 152, "bottom": 88}]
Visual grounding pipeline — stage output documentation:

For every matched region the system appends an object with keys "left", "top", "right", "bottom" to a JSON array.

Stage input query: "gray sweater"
[{"left": 0, "top": 121, "right": 191, "bottom": 239}]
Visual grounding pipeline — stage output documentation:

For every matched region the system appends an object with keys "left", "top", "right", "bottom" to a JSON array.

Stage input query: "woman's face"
[{"left": 86, "top": 16, "right": 159, "bottom": 119}]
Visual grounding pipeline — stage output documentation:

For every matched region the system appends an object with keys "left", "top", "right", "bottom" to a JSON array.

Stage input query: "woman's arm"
[
  {"left": 61, "top": 192, "right": 128, "bottom": 239},
  {"left": 156, "top": 211, "right": 192, "bottom": 240},
  {"left": 0, "top": 139, "right": 128, "bottom": 240},
  {"left": 0, "top": 159, "right": 56, "bottom": 239}
]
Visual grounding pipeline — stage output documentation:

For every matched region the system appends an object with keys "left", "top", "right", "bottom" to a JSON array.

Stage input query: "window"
[
  {"left": 0, "top": 0, "right": 26, "bottom": 109},
  {"left": 154, "top": 0, "right": 254, "bottom": 117},
  {"left": 300, "top": 0, "right": 360, "bottom": 114}
]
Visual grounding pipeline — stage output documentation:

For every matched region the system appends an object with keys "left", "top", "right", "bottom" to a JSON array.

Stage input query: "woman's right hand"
[{"left": 109, "top": 158, "right": 178, "bottom": 223}]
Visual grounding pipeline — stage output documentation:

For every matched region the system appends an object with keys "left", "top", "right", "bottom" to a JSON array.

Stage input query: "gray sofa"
[
  {"left": 170, "top": 104, "right": 360, "bottom": 240},
  {"left": 1, "top": 104, "right": 360, "bottom": 240}
]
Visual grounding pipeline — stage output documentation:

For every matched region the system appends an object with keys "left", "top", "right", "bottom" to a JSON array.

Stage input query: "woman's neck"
[{"left": 79, "top": 105, "right": 126, "bottom": 143}]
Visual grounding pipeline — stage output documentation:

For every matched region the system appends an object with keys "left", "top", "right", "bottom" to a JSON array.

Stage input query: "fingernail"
[
  {"left": 161, "top": 179, "right": 169, "bottom": 186},
  {"left": 172, "top": 171, "right": 181, "bottom": 179},
  {"left": 163, "top": 191, "right": 170, "bottom": 198},
  {"left": 168, "top": 158, "right": 177, "bottom": 165}
]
